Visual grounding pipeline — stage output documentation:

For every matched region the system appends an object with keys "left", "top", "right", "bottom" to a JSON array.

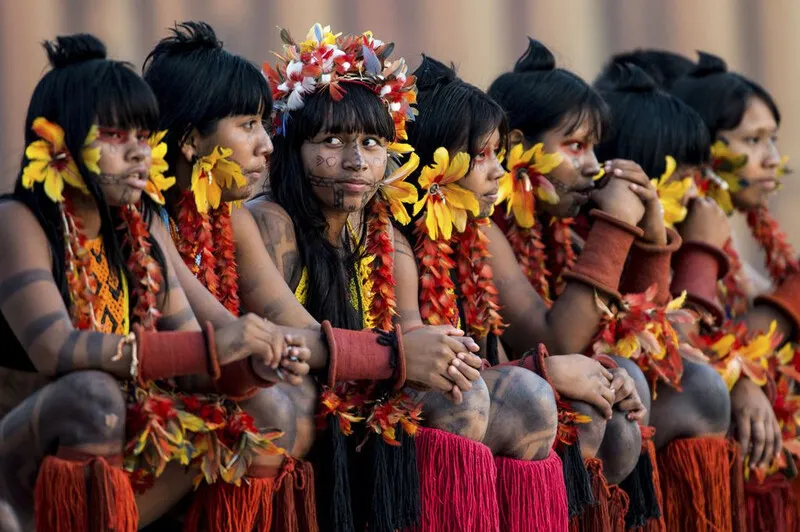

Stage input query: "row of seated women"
[{"left": 0, "top": 20, "right": 797, "bottom": 532}]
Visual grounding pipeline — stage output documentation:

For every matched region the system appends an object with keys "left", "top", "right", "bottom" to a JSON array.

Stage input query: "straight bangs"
[
  {"left": 298, "top": 82, "right": 395, "bottom": 141},
  {"left": 95, "top": 62, "right": 159, "bottom": 130}
]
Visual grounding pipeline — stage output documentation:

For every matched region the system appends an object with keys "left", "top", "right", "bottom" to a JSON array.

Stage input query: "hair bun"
[
  {"left": 165, "top": 21, "right": 223, "bottom": 54},
  {"left": 598, "top": 62, "right": 658, "bottom": 93},
  {"left": 513, "top": 38, "right": 555, "bottom": 73},
  {"left": 414, "top": 55, "right": 457, "bottom": 92},
  {"left": 43, "top": 34, "right": 106, "bottom": 69},
  {"left": 691, "top": 51, "right": 727, "bottom": 77}
]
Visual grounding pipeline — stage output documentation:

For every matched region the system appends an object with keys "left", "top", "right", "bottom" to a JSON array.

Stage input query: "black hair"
[
  {"left": 595, "top": 49, "right": 695, "bottom": 91},
  {"left": 7, "top": 34, "right": 166, "bottom": 315},
  {"left": 268, "top": 83, "right": 394, "bottom": 330},
  {"left": 488, "top": 38, "right": 609, "bottom": 143},
  {"left": 409, "top": 55, "right": 508, "bottom": 177},
  {"left": 143, "top": 21, "right": 271, "bottom": 179},
  {"left": 594, "top": 63, "right": 710, "bottom": 177},
  {"left": 671, "top": 51, "right": 781, "bottom": 140}
]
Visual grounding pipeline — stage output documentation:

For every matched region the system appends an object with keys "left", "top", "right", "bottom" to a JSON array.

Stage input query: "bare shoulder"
[
  {"left": 0, "top": 200, "right": 51, "bottom": 260},
  {"left": 244, "top": 197, "right": 301, "bottom": 284}
]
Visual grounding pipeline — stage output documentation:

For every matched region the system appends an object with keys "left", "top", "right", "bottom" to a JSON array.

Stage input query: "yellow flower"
[
  {"left": 778, "top": 155, "right": 791, "bottom": 179},
  {"left": 710, "top": 140, "right": 748, "bottom": 192},
  {"left": 652, "top": 155, "right": 692, "bottom": 227},
  {"left": 381, "top": 152, "right": 420, "bottom": 225},
  {"left": 191, "top": 146, "right": 246, "bottom": 213},
  {"left": 412, "top": 147, "right": 478, "bottom": 240},
  {"left": 82, "top": 125, "right": 101, "bottom": 175},
  {"left": 22, "top": 117, "right": 90, "bottom": 202},
  {"left": 144, "top": 131, "right": 175, "bottom": 205},
  {"left": 299, "top": 23, "right": 339, "bottom": 52},
  {"left": 497, "top": 143, "right": 563, "bottom": 228}
]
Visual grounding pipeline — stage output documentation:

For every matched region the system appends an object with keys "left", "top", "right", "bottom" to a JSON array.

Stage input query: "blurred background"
[{"left": 0, "top": 0, "right": 797, "bottom": 271}]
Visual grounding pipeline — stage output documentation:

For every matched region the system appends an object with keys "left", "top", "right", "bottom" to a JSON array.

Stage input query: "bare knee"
[
  {"left": 573, "top": 401, "right": 607, "bottom": 459},
  {"left": 611, "top": 356, "right": 651, "bottom": 424},
  {"left": 240, "top": 387, "right": 297, "bottom": 452},
  {"left": 50, "top": 370, "right": 126, "bottom": 449},
  {"left": 422, "top": 377, "right": 490, "bottom": 442},
  {"left": 651, "top": 361, "right": 731, "bottom": 448},
  {"left": 482, "top": 366, "right": 558, "bottom": 460},
  {"left": 597, "top": 411, "right": 642, "bottom": 484}
]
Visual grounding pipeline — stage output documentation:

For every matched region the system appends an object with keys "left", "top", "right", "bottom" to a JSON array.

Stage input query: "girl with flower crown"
[
  {"left": 0, "top": 34, "right": 312, "bottom": 532},
  {"left": 670, "top": 52, "right": 800, "bottom": 532},
  {"left": 249, "top": 24, "right": 497, "bottom": 532}
]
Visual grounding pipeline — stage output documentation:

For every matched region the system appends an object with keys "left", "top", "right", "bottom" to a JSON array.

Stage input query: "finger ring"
[
  {"left": 288, "top": 355, "right": 299, "bottom": 362},
  {"left": 275, "top": 368, "right": 286, "bottom": 381}
]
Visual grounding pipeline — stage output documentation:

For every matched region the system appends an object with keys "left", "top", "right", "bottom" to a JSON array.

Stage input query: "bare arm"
[
  {"left": 0, "top": 201, "right": 197, "bottom": 378},
  {"left": 483, "top": 220, "right": 603, "bottom": 357},
  {"left": 240, "top": 200, "right": 331, "bottom": 369}
]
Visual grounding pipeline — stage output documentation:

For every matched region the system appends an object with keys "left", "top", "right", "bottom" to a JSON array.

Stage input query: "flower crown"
[{"left": 263, "top": 23, "right": 416, "bottom": 141}]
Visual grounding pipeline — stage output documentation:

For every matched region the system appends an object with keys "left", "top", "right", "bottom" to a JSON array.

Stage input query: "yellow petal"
[
  {"left": 442, "top": 152, "right": 470, "bottom": 183},
  {"left": 43, "top": 166, "right": 64, "bottom": 202},
  {"left": 389, "top": 201, "right": 411, "bottom": 225},
  {"left": 660, "top": 155, "right": 677, "bottom": 184},
  {"left": 497, "top": 173, "right": 514, "bottom": 204},
  {"left": 431, "top": 147, "right": 450, "bottom": 179},
  {"left": 450, "top": 204, "right": 467, "bottom": 234},
  {"left": 82, "top": 146, "right": 101, "bottom": 174},
  {"left": 506, "top": 143, "right": 524, "bottom": 169},
  {"left": 207, "top": 182, "right": 222, "bottom": 210},
  {"left": 25, "top": 140, "right": 52, "bottom": 162},
  {"left": 666, "top": 291, "right": 687, "bottom": 312},
  {"left": 424, "top": 209, "right": 438, "bottom": 240},
  {"left": 388, "top": 142, "right": 414, "bottom": 154},
  {"left": 193, "top": 176, "right": 209, "bottom": 213},
  {"left": 443, "top": 184, "right": 480, "bottom": 215},
  {"left": 412, "top": 196, "right": 427, "bottom": 216},
  {"left": 384, "top": 153, "right": 420, "bottom": 188},
  {"left": 531, "top": 143, "right": 563, "bottom": 174},
  {"left": 32, "top": 117, "right": 66, "bottom": 151},
  {"left": 435, "top": 201, "right": 453, "bottom": 241}
]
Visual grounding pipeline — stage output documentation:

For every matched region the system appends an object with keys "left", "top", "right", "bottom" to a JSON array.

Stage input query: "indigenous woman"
[
  {"left": 486, "top": 40, "right": 661, "bottom": 530},
  {"left": 142, "top": 22, "right": 324, "bottom": 531},
  {"left": 249, "top": 24, "right": 495, "bottom": 532},
  {"left": 672, "top": 52, "right": 800, "bottom": 532},
  {"left": 396, "top": 54, "right": 650, "bottom": 531},
  {"left": 0, "top": 34, "right": 302, "bottom": 531},
  {"left": 593, "top": 61, "right": 747, "bottom": 531}
]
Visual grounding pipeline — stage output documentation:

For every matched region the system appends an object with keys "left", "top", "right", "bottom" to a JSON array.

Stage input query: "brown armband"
[
  {"left": 321, "top": 321, "right": 406, "bottom": 388},
  {"left": 214, "top": 358, "right": 274, "bottom": 401},
  {"left": 754, "top": 271, "right": 800, "bottom": 341},
  {"left": 561, "top": 209, "right": 645, "bottom": 301},
  {"left": 620, "top": 228, "right": 683, "bottom": 305},
  {"left": 670, "top": 241, "right": 730, "bottom": 326},
  {"left": 135, "top": 322, "right": 221, "bottom": 385}
]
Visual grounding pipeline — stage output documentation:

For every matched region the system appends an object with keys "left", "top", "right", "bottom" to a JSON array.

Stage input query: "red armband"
[
  {"left": 214, "top": 358, "right": 274, "bottom": 401},
  {"left": 561, "top": 210, "right": 644, "bottom": 301},
  {"left": 670, "top": 241, "right": 730, "bottom": 325},
  {"left": 620, "top": 228, "right": 682, "bottom": 305},
  {"left": 754, "top": 271, "right": 800, "bottom": 341},
  {"left": 322, "top": 321, "right": 406, "bottom": 388},
  {"left": 498, "top": 344, "right": 558, "bottom": 398},
  {"left": 135, "top": 322, "right": 221, "bottom": 385}
]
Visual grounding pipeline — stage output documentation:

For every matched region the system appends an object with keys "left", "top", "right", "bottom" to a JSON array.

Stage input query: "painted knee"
[
  {"left": 596, "top": 411, "right": 642, "bottom": 484},
  {"left": 423, "top": 376, "right": 490, "bottom": 442},
  {"left": 240, "top": 387, "right": 297, "bottom": 451},
  {"left": 50, "top": 370, "right": 126, "bottom": 449},
  {"left": 651, "top": 361, "right": 731, "bottom": 448},
  {"left": 483, "top": 366, "right": 558, "bottom": 460},
  {"left": 572, "top": 400, "right": 607, "bottom": 459}
]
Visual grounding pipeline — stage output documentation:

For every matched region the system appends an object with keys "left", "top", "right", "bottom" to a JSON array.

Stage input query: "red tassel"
[
  {"left": 568, "top": 458, "right": 629, "bottom": 532},
  {"left": 657, "top": 437, "right": 734, "bottom": 532},
  {"left": 34, "top": 450, "right": 137, "bottom": 532},
  {"left": 745, "top": 473, "right": 793, "bottom": 532},
  {"left": 729, "top": 441, "right": 747, "bottom": 532},
  {"left": 788, "top": 475, "right": 800, "bottom": 531},
  {"left": 272, "top": 458, "right": 319, "bottom": 532},
  {"left": 184, "top": 471, "right": 277, "bottom": 531},
  {"left": 409, "top": 427, "right": 499, "bottom": 532},
  {"left": 495, "top": 451, "right": 568, "bottom": 532}
]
